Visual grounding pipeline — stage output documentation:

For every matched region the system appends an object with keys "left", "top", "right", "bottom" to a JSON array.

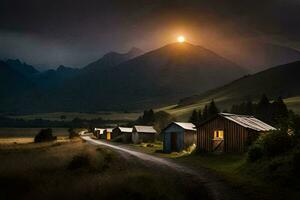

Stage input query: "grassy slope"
[
  {"left": 158, "top": 60, "right": 300, "bottom": 120},
  {"left": 159, "top": 96, "right": 300, "bottom": 121},
  {"left": 0, "top": 139, "right": 210, "bottom": 200}
]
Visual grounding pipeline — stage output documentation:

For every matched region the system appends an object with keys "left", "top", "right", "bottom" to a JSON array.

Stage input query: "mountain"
[
  {"left": 83, "top": 47, "right": 143, "bottom": 72},
  {"left": 5, "top": 59, "right": 39, "bottom": 77},
  {"left": 214, "top": 40, "right": 300, "bottom": 73},
  {"left": 33, "top": 65, "right": 80, "bottom": 88},
  {"left": 0, "top": 61, "right": 38, "bottom": 113},
  {"left": 50, "top": 43, "right": 247, "bottom": 112},
  {"left": 166, "top": 60, "right": 300, "bottom": 119}
]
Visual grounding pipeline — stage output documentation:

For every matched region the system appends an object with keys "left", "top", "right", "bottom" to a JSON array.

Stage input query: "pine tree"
[
  {"left": 208, "top": 99, "right": 219, "bottom": 117},
  {"left": 256, "top": 94, "right": 271, "bottom": 122},
  {"left": 245, "top": 100, "right": 254, "bottom": 115},
  {"left": 198, "top": 109, "right": 203, "bottom": 122},
  {"left": 202, "top": 105, "right": 209, "bottom": 121},
  {"left": 189, "top": 109, "right": 199, "bottom": 125},
  {"left": 272, "top": 96, "right": 289, "bottom": 126}
]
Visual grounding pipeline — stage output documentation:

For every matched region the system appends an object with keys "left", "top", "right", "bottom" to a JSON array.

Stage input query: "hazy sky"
[{"left": 0, "top": 0, "right": 299, "bottom": 68}]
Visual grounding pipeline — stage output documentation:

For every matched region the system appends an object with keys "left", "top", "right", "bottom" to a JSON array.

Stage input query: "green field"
[{"left": 8, "top": 111, "right": 141, "bottom": 122}]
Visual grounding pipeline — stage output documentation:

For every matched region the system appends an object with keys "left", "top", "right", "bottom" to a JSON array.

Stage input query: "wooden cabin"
[
  {"left": 103, "top": 128, "right": 113, "bottom": 140},
  {"left": 112, "top": 127, "right": 133, "bottom": 142},
  {"left": 94, "top": 128, "right": 105, "bottom": 139},
  {"left": 132, "top": 126, "right": 157, "bottom": 144},
  {"left": 197, "top": 113, "right": 276, "bottom": 152},
  {"left": 162, "top": 122, "right": 196, "bottom": 153}
]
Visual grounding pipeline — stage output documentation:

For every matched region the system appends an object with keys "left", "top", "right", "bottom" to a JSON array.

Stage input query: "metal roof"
[
  {"left": 219, "top": 113, "right": 276, "bottom": 132},
  {"left": 117, "top": 127, "right": 133, "bottom": 133},
  {"left": 105, "top": 128, "right": 113, "bottom": 132},
  {"left": 173, "top": 122, "right": 196, "bottom": 131},
  {"left": 94, "top": 128, "right": 105, "bottom": 134},
  {"left": 134, "top": 126, "right": 157, "bottom": 133}
]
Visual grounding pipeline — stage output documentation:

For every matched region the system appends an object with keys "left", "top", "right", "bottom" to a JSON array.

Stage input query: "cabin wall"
[
  {"left": 197, "top": 116, "right": 251, "bottom": 152},
  {"left": 163, "top": 124, "right": 184, "bottom": 153},
  {"left": 183, "top": 130, "right": 196, "bottom": 149},
  {"left": 122, "top": 132, "right": 132, "bottom": 143},
  {"left": 132, "top": 132, "right": 139, "bottom": 144},
  {"left": 112, "top": 129, "right": 122, "bottom": 139},
  {"left": 141, "top": 133, "right": 155, "bottom": 143}
]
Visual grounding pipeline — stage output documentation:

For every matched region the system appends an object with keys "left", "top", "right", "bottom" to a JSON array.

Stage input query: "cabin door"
[
  {"left": 212, "top": 130, "right": 224, "bottom": 152},
  {"left": 107, "top": 132, "right": 111, "bottom": 140},
  {"left": 171, "top": 133, "right": 177, "bottom": 151}
]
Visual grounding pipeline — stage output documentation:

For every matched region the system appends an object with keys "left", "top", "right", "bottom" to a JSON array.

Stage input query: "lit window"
[{"left": 214, "top": 130, "right": 224, "bottom": 139}]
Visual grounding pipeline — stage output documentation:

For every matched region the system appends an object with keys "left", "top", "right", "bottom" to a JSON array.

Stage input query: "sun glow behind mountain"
[{"left": 177, "top": 36, "right": 185, "bottom": 43}]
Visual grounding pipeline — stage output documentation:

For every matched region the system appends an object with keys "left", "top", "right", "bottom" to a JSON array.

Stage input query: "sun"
[{"left": 177, "top": 35, "right": 185, "bottom": 43}]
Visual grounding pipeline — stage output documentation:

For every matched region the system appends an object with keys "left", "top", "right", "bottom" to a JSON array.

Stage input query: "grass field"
[
  {"left": 0, "top": 139, "right": 211, "bottom": 200},
  {"left": 8, "top": 111, "right": 141, "bottom": 122}
]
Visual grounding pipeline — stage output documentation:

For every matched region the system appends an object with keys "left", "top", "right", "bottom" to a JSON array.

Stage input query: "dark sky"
[{"left": 0, "top": 0, "right": 299, "bottom": 68}]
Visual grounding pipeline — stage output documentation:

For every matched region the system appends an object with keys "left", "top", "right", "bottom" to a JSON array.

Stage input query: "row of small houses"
[{"left": 95, "top": 113, "right": 276, "bottom": 153}]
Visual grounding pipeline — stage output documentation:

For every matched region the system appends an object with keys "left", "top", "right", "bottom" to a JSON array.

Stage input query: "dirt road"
[{"left": 82, "top": 136, "right": 243, "bottom": 200}]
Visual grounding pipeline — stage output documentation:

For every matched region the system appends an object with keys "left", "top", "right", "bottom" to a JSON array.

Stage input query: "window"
[{"left": 214, "top": 130, "right": 224, "bottom": 139}]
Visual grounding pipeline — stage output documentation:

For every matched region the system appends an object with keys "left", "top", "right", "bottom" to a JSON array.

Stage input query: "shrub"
[
  {"left": 248, "top": 144, "right": 264, "bottom": 162},
  {"left": 69, "top": 128, "right": 79, "bottom": 139},
  {"left": 262, "top": 130, "right": 292, "bottom": 157},
  {"left": 34, "top": 128, "right": 56, "bottom": 143}
]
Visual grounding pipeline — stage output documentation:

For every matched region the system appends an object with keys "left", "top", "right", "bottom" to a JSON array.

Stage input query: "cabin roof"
[
  {"left": 134, "top": 125, "right": 157, "bottom": 133},
  {"left": 219, "top": 113, "right": 276, "bottom": 132},
  {"left": 173, "top": 122, "right": 196, "bottom": 131},
  {"left": 105, "top": 128, "right": 113, "bottom": 132},
  {"left": 95, "top": 128, "right": 105, "bottom": 134},
  {"left": 117, "top": 127, "right": 133, "bottom": 133}
]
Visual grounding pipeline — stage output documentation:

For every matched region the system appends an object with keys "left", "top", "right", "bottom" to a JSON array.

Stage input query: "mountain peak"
[{"left": 128, "top": 47, "right": 143, "bottom": 56}]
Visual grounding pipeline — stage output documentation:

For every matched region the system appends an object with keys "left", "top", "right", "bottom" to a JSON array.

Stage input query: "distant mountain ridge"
[
  {"left": 2, "top": 42, "right": 299, "bottom": 114},
  {"left": 46, "top": 42, "right": 247, "bottom": 112}
]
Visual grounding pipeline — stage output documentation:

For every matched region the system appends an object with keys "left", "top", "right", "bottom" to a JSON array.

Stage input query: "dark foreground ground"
[{"left": 0, "top": 139, "right": 211, "bottom": 200}]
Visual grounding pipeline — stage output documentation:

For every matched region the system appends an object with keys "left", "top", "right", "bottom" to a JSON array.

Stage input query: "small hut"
[
  {"left": 132, "top": 126, "right": 157, "bottom": 144},
  {"left": 197, "top": 113, "right": 276, "bottom": 152},
  {"left": 103, "top": 128, "right": 113, "bottom": 140},
  {"left": 94, "top": 128, "right": 105, "bottom": 139},
  {"left": 162, "top": 122, "right": 196, "bottom": 153},
  {"left": 112, "top": 127, "right": 133, "bottom": 142}
]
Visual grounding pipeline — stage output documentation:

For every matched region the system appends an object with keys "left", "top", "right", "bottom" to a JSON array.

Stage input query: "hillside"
[
  {"left": 0, "top": 61, "right": 39, "bottom": 113},
  {"left": 214, "top": 40, "right": 300, "bottom": 73},
  {"left": 50, "top": 42, "right": 246, "bottom": 112},
  {"left": 161, "top": 61, "right": 300, "bottom": 120}
]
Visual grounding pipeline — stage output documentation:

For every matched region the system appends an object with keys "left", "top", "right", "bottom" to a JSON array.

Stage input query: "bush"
[
  {"left": 262, "top": 130, "right": 292, "bottom": 157},
  {"left": 69, "top": 128, "right": 79, "bottom": 139},
  {"left": 248, "top": 144, "right": 264, "bottom": 162},
  {"left": 34, "top": 128, "right": 56, "bottom": 143}
]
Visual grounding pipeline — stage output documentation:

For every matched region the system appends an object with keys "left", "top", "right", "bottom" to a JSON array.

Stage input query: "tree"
[
  {"left": 69, "top": 128, "right": 79, "bottom": 139},
  {"left": 256, "top": 94, "right": 271, "bottom": 122},
  {"left": 198, "top": 109, "right": 203, "bottom": 123},
  {"left": 272, "top": 97, "right": 289, "bottom": 126},
  {"left": 34, "top": 128, "right": 56, "bottom": 143},
  {"left": 202, "top": 105, "right": 209, "bottom": 121},
  {"left": 245, "top": 100, "right": 254, "bottom": 115},
  {"left": 208, "top": 99, "right": 219, "bottom": 118},
  {"left": 189, "top": 109, "right": 198, "bottom": 124}
]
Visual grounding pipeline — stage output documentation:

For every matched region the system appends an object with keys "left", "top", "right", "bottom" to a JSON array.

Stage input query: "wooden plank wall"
[{"left": 197, "top": 116, "right": 250, "bottom": 152}]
